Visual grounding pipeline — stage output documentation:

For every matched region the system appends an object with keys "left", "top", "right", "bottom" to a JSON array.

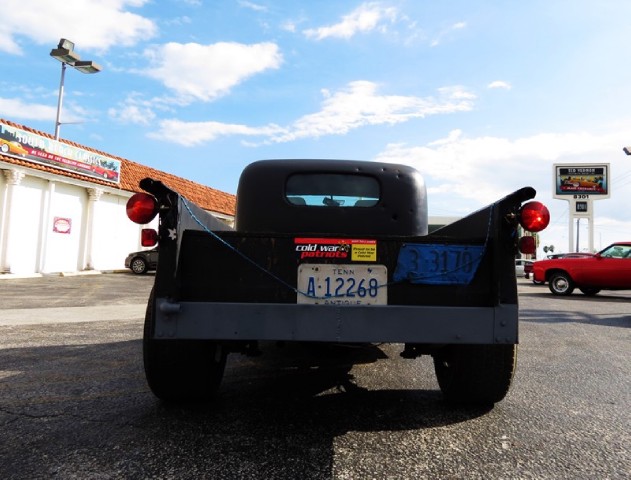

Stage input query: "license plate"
[
  {"left": 297, "top": 264, "right": 387, "bottom": 305},
  {"left": 393, "top": 244, "right": 484, "bottom": 285}
]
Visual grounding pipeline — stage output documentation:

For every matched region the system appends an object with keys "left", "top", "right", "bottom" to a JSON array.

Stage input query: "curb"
[{"left": 0, "top": 269, "right": 130, "bottom": 280}]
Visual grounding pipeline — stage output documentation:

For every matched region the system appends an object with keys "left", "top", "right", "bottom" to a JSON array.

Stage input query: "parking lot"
[{"left": 0, "top": 273, "right": 629, "bottom": 479}]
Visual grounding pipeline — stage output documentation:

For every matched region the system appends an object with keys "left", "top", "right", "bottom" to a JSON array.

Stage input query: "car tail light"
[
  {"left": 126, "top": 193, "right": 158, "bottom": 224},
  {"left": 519, "top": 201, "right": 550, "bottom": 232},
  {"left": 519, "top": 236, "right": 536, "bottom": 254},
  {"left": 141, "top": 228, "right": 158, "bottom": 247}
]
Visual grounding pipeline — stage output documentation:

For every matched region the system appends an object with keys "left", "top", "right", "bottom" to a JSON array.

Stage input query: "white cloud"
[
  {"left": 108, "top": 105, "right": 155, "bottom": 126},
  {"left": 373, "top": 127, "right": 631, "bottom": 252},
  {"left": 148, "top": 119, "right": 284, "bottom": 145},
  {"left": 430, "top": 21, "right": 467, "bottom": 47},
  {"left": 147, "top": 81, "right": 475, "bottom": 146},
  {"left": 163, "top": 16, "right": 193, "bottom": 27},
  {"left": 488, "top": 80, "right": 512, "bottom": 90},
  {"left": 267, "top": 81, "right": 476, "bottom": 143},
  {"left": 281, "top": 21, "right": 298, "bottom": 33},
  {"left": 238, "top": 0, "right": 267, "bottom": 12},
  {"left": 142, "top": 42, "right": 283, "bottom": 103},
  {"left": 375, "top": 129, "right": 622, "bottom": 204},
  {"left": 304, "top": 2, "right": 399, "bottom": 40},
  {"left": 437, "top": 86, "right": 476, "bottom": 100},
  {"left": 108, "top": 92, "right": 177, "bottom": 125},
  {"left": 0, "top": 97, "right": 91, "bottom": 124},
  {"left": 0, "top": 98, "right": 57, "bottom": 121},
  {"left": 0, "top": 0, "right": 156, "bottom": 54}
]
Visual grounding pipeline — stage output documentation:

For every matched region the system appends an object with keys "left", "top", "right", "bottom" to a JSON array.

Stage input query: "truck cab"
[{"left": 236, "top": 159, "right": 427, "bottom": 236}]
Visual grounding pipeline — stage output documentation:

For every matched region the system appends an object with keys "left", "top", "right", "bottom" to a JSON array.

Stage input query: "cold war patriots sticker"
[{"left": 294, "top": 238, "right": 377, "bottom": 262}]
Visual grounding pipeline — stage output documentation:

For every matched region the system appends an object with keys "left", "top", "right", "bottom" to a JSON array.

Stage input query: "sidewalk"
[
  {"left": 0, "top": 269, "right": 129, "bottom": 280},
  {"left": 0, "top": 304, "right": 146, "bottom": 326}
]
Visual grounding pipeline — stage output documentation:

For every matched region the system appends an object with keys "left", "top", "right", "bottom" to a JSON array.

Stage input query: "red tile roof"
[{"left": 0, "top": 119, "right": 236, "bottom": 216}]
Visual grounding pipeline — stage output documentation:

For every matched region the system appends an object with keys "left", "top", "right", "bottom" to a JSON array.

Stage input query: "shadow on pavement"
[{"left": 0, "top": 338, "right": 491, "bottom": 479}]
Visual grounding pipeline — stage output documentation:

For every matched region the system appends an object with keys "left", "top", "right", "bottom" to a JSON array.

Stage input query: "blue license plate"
[{"left": 393, "top": 244, "right": 484, "bottom": 285}]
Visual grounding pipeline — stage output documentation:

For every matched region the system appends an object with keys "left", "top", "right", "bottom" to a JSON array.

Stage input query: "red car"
[{"left": 532, "top": 242, "right": 631, "bottom": 295}]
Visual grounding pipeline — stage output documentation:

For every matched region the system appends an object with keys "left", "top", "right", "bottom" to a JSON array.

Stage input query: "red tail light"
[
  {"left": 126, "top": 193, "right": 158, "bottom": 224},
  {"left": 519, "top": 236, "right": 536, "bottom": 254},
  {"left": 141, "top": 228, "right": 158, "bottom": 247},
  {"left": 519, "top": 201, "right": 550, "bottom": 232}
]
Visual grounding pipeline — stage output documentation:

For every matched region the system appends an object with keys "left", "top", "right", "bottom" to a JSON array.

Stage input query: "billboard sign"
[
  {"left": 0, "top": 122, "right": 121, "bottom": 184},
  {"left": 553, "top": 164, "right": 609, "bottom": 199}
]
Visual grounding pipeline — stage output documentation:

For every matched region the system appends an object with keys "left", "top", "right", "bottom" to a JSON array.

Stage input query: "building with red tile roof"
[{"left": 0, "top": 118, "right": 235, "bottom": 275}]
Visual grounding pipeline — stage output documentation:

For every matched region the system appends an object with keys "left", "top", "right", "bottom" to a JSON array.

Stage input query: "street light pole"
[
  {"left": 50, "top": 38, "right": 101, "bottom": 140},
  {"left": 54, "top": 62, "right": 67, "bottom": 140}
]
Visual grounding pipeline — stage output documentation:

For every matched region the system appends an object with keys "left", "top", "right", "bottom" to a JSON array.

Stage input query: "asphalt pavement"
[
  {"left": 0, "top": 273, "right": 629, "bottom": 479},
  {"left": 0, "top": 272, "right": 152, "bottom": 325}
]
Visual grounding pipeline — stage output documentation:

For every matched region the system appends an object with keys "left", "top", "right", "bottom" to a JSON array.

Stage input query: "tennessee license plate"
[{"left": 297, "top": 264, "right": 387, "bottom": 305}]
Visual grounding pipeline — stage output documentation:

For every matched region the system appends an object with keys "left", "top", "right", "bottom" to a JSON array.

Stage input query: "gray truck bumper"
[{"left": 153, "top": 299, "right": 518, "bottom": 344}]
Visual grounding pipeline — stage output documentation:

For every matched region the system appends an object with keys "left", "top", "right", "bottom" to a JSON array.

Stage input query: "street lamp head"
[
  {"left": 57, "top": 38, "right": 75, "bottom": 51},
  {"left": 73, "top": 61, "right": 102, "bottom": 74},
  {"left": 50, "top": 48, "right": 81, "bottom": 64},
  {"left": 624, "top": 146, "right": 631, "bottom": 156}
]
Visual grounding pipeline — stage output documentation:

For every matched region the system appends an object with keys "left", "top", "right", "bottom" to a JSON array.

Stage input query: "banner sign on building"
[
  {"left": 553, "top": 164, "right": 609, "bottom": 198},
  {"left": 0, "top": 122, "right": 121, "bottom": 184}
]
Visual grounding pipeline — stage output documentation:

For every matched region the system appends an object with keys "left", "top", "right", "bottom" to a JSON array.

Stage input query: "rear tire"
[
  {"left": 548, "top": 272, "right": 575, "bottom": 295},
  {"left": 579, "top": 287, "right": 600, "bottom": 296},
  {"left": 130, "top": 257, "right": 148, "bottom": 274},
  {"left": 143, "top": 290, "right": 227, "bottom": 402},
  {"left": 433, "top": 344, "right": 517, "bottom": 405}
]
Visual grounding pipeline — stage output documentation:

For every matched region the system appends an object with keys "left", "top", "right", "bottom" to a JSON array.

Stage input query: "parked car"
[
  {"left": 124, "top": 248, "right": 159, "bottom": 274},
  {"left": 515, "top": 259, "right": 533, "bottom": 277},
  {"left": 532, "top": 242, "right": 631, "bottom": 295},
  {"left": 546, "top": 252, "right": 594, "bottom": 259},
  {"left": 531, "top": 253, "right": 594, "bottom": 284}
]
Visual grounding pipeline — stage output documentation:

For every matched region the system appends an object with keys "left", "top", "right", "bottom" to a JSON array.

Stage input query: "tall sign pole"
[{"left": 552, "top": 164, "right": 610, "bottom": 252}]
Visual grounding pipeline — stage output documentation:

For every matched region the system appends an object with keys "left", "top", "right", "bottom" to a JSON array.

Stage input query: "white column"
[
  {"left": 587, "top": 214, "right": 595, "bottom": 253},
  {"left": 568, "top": 208, "right": 575, "bottom": 253},
  {"left": 83, "top": 187, "right": 103, "bottom": 270},
  {"left": 0, "top": 169, "right": 25, "bottom": 273},
  {"left": 37, "top": 181, "right": 56, "bottom": 273}
]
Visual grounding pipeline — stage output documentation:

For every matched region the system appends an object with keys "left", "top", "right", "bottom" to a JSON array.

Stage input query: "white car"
[{"left": 515, "top": 259, "right": 533, "bottom": 277}]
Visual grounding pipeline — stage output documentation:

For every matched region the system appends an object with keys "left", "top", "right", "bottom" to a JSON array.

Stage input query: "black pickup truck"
[{"left": 126, "top": 159, "right": 549, "bottom": 405}]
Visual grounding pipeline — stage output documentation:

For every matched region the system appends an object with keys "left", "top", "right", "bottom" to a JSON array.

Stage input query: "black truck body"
[{"left": 132, "top": 159, "right": 545, "bottom": 405}]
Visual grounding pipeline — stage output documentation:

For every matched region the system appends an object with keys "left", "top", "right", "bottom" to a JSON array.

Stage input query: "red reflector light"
[
  {"left": 141, "top": 228, "right": 158, "bottom": 247},
  {"left": 519, "top": 201, "right": 550, "bottom": 232},
  {"left": 126, "top": 193, "right": 158, "bottom": 224},
  {"left": 519, "top": 236, "right": 536, "bottom": 254}
]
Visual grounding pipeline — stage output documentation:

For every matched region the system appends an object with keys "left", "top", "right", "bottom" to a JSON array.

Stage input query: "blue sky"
[{"left": 1, "top": 0, "right": 630, "bottom": 254}]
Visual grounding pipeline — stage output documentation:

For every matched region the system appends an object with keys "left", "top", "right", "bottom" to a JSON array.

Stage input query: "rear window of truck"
[{"left": 285, "top": 173, "right": 380, "bottom": 207}]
